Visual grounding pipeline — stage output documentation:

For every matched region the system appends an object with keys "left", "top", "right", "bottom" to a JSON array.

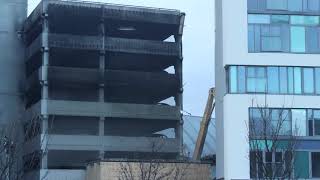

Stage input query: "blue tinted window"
[
  {"left": 294, "top": 67, "right": 302, "bottom": 94},
  {"left": 267, "top": 0, "right": 287, "bottom": 10},
  {"left": 271, "top": 15, "right": 289, "bottom": 24},
  {"left": 315, "top": 68, "right": 320, "bottom": 94},
  {"left": 306, "top": 27, "right": 319, "bottom": 53},
  {"left": 288, "top": 67, "right": 294, "bottom": 94},
  {"left": 292, "top": 109, "right": 307, "bottom": 136},
  {"left": 230, "top": 66, "right": 238, "bottom": 93},
  {"left": 314, "top": 110, "right": 320, "bottom": 135},
  {"left": 267, "top": 67, "right": 280, "bottom": 93},
  {"left": 238, "top": 66, "right": 246, "bottom": 93},
  {"left": 291, "top": 27, "right": 306, "bottom": 53},
  {"left": 261, "top": 37, "right": 282, "bottom": 51},
  {"left": 248, "top": 14, "right": 270, "bottom": 24},
  {"left": 256, "top": 67, "right": 267, "bottom": 92},
  {"left": 279, "top": 67, "right": 288, "bottom": 93},
  {"left": 248, "top": 0, "right": 259, "bottom": 10},
  {"left": 291, "top": 16, "right": 319, "bottom": 25},
  {"left": 248, "top": 25, "right": 255, "bottom": 52},
  {"left": 307, "top": 0, "right": 320, "bottom": 12},
  {"left": 247, "top": 67, "right": 256, "bottom": 93},
  {"left": 247, "top": 67, "right": 267, "bottom": 93},
  {"left": 288, "top": 0, "right": 303, "bottom": 11},
  {"left": 303, "top": 68, "right": 315, "bottom": 94}
]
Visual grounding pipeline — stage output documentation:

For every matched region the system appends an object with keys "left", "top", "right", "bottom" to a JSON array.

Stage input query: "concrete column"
[
  {"left": 98, "top": 19, "right": 105, "bottom": 159},
  {"left": 174, "top": 13, "right": 185, "bottom": 156},
  {"left": 40, "top": 11, "right": 49, "bottom": 169},
  {"left": 174, "top": 34, "right": 183, "bottom": 156}
]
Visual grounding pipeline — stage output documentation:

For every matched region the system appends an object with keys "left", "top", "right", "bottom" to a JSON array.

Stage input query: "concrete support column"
[
  {"left": 40, "top": 10, "right": 49, "bottom": 169},
  {"left": 98, "top": 19, "right": 105, "bottom": 159},
  {"left": 174, "top": 13, "right": 185, "bottom": 156},
  {"left": 174, "top": 35, "right": 183, "bottom": 156}
]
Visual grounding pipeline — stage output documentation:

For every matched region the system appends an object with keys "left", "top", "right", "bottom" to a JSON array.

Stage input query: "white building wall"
[{"left": 215, "top": 0, "right": 320, "bottom": 179}]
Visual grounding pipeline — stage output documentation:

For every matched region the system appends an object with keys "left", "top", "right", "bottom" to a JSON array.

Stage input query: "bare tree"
[
  {"left": 248, "top": 98, "right": 299, "bottom": 180},
  {"left": 0, "top": 115, "right": 49, "bottom": 180},
  {"left": 118, "top": 138, "right": 190, "bottom": 180}
]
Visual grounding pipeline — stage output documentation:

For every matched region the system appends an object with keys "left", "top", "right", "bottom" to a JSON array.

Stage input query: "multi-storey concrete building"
[
  {"left": 23, "top": 0, "right": 185, "bottom": 179},
  {"left": 216, "top": 0, "right": 320, "bottom": 179}
]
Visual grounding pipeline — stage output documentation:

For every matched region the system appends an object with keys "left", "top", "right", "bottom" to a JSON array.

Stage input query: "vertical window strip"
[{"left": 230, "top": 66, "right": 238, "bottom": 93}]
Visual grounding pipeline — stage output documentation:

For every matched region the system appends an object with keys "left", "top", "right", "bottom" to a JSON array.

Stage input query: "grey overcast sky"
[{"left": 27, "top": 0, "right": 215, "bottom": 116}]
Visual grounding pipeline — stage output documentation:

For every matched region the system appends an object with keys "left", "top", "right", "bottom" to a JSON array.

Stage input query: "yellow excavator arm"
[{"left": 192, "top": 88, "right": 215, "bottom": 161}]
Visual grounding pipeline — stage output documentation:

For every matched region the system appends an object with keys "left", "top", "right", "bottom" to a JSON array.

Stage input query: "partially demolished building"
[{"left": 23, "top": 0, "right": 185, "bottom": 178}]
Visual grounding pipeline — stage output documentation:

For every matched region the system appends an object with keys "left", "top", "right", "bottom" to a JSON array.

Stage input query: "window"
[
  {"left": 288, "top": 0, "right": 303, "bottom": 11},
  {"left": 294, "top": 67, "right": 302, "bottom": 94},
  {"left": 306, "top": 27, "right": 319, "bottom": 53},
  {"left": 291, "top": 16, "right": 320, "bottom": 25},
  {"left": 261, "top": 26, "right": 282, "bottom": 51},
  {"left": 271, "top": 109, "right": 291, "bottom": 135},
  {"left": 308, "top": 109, "right": 314, "bottom": 136},
  {"left": 267, "top": 0, "right": 288, "bottom": 10},
  {"left": 247, "top": 67, "right": 256, "bottom": 93},
  {"left": 313, "top": 110, "right": 320, "bottom": 135},
  {"left": 249, "top": 108, "right": 267, "bottom": 136},
  {"left": 247, "top": 67, "right": 267, "bottom": 93},
  {"left": 288, "top": 67, "right": 294, "bottom": 94},
  {"left": 228, "top": 66, "right": 320, "bottom": 95},
  {"left": 248, "top": 25, "right": 255, "bottom": 52},
  {"left": 250, "top": 151, "right": 286, "bottom": 179},
  {"left": 307, "top": 0, "right": 320, "bottom": 12},
  {"left": 303, "top": 68, "right": 315, "bottom": 94},
  {"left": 315, "top": 68, "right": 320, "bottom": 94},
  {"left": 248, "top": 13, "right": 320, "bottom": 53},
  {"left": 279, "top": 67, "right": 288, "bottom": 93},
  {"left": 248, "top": 0, "right": 259, "bottom": 10},
  {"left": 291, "top": 26, "right": 306, "bottom": 52},
  {"left": 248, "top": 14, "right": 271, "bottom": 24},
  {"left": 249, "top": 107, "right": 320, "bottom": 137},
  {"left": 312, "top": 152, "right": 320, "bottom": 177},
  {"left": 291, "top": 109, "right": 307, "bottom": 136},
  {"left": 250, "top": 151, "right": 263, "bottom": 178},
  {"left": 229, "top": 66, "right": 238, "bottom": 93},
  {"left": 238, "top": 66, "right": 246, "bottom": 93},
  {"left": 271, "top": 15, "right": 289, "bottom": 24},
  {"left": 267, "top": 67, "right": 280, "bottom": 93},
  {"left": 248, "top": 0, "right": 320, "bottom": 13}
]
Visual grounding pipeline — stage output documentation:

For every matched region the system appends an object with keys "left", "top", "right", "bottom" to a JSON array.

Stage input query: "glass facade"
[
  {"left": 250, "top": 151, "right": 310, "bottom": 179},
  {"left": 246, "top": 1, "right": 320, "bottom": 179},
  {"left": 250, "top": 107, "right": 320, "bottom": 137},
  {"left": 248, "top": 0, "right": 320, "bottom": 13},
  {"left": 228, "top": 66, "right": 320, "bottom": 95},
  {"left": 248, "top": 14, "right": 320, "bottom": 53}
]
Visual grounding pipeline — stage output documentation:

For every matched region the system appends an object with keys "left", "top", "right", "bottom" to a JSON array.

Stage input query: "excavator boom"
[{"left": 192, "top": 88, "right": 215, "bottom": 161}]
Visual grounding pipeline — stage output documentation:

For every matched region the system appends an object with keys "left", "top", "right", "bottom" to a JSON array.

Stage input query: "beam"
[
  {"left": 47, "top": 33, "right": 180, "bottom": 56},
  {"left": 24, "top": 135, "right": 179, "bottom": 153},
  {"left": 48, "top": 135, "right": 179, "bottom": 153},
  {"left": 42, "top": 100, "right": 181, "bottom": 120}
]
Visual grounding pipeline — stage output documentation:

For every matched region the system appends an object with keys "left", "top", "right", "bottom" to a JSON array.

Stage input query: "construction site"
[{"left": 0, "top": 0, "right": 215, "bottom": 179}]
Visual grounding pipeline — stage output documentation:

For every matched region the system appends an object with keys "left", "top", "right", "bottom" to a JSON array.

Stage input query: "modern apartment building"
[
  {"left": 23, "top": 0, "right": 184, "bottom": 179},
  {"left": 215, "top": 0, "right": 320, "bottom": 179}
]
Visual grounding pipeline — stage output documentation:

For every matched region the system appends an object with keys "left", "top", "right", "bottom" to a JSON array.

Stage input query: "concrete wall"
[
  {"left": 215, "top": 0, "right": 320, "bottom": 179},
  {"left": 86, "top": 161, "right": 212, "bottom": 180}
]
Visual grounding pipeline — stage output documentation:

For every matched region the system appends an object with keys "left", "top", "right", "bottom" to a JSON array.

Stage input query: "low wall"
[{"left": 86, "top": 161, "right": 212, "bottom": 180}]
